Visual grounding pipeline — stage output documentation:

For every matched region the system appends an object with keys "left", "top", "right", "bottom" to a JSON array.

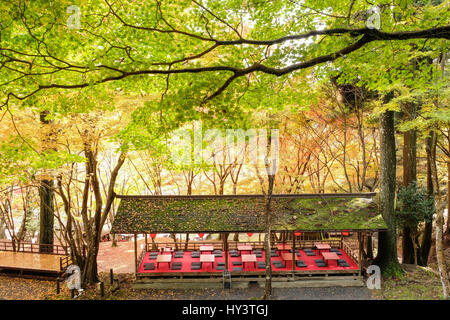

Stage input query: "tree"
[
  {"left": 374, "top": 100, "right": 403, "bottom": 277},
  {"left": 395, "top": 182, "right": 434, "bottom": 265}
]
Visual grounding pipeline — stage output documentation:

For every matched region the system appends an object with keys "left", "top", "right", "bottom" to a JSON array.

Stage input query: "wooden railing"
[
  {"left": 145, "top": 239, "right": 343, "bottom": 252},
  {"left": 342, "top": 240, "right": 359, "bottom": 264},
  {"left": 59, "top": 255, "right": 72, "bottom": 272},
  {"left": 0, "top": 240, "right": 69, "bottom": 255},
  {"left": 137, "top": 247, "right": 147, "bottom": 272}
]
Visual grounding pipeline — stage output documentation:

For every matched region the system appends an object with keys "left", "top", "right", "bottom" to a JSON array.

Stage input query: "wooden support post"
[
  {"left": 145, "top": 233, "right": 148, "bottom": 252},
  {"left": 98, "top": 281, "right": 105, "bottom": 297},
  {"left": 110, "top": 269, "right": 114, "bottom": 285},
  {"left": 56, "top": 278, "right": 60, "bottom": 294},
  {"left": 224, "top": 232, "right": 229, "bottom": 271},
  {"left": 134, "top": 233, "right": 138, "bottom": 276},
  {"left": 292, "top": 231, "right": 296, "bottom": 271},
  {"left": 358, "top": 232, "right": 363, "bottom": 276}
]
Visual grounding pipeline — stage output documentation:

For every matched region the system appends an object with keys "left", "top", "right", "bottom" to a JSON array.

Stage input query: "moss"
[{"left": 111, "top": 195, "right": 387, "bottom": 233}]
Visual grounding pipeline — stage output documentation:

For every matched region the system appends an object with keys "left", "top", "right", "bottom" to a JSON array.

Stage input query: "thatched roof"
[{"left": 110, "top": 193, "right": 386, "bottom": 234}]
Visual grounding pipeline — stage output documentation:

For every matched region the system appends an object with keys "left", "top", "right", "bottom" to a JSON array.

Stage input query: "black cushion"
[
  {"left": 296, "top": 260, "right": 307, "bottom": 267},
  {"left": 232, "top": 267, "right": 243, "bottom": 272},
  {"left": 230, "top": 253, "right": 240, "bottom": 257},
  {"left": 338, "top": 260, "right": 350, "bottom": 267},
  {"left": 191, "top": 252, "right": 200, "bottom": 258},
  {"left": 214, "top": 253, "right": 223, "bottom": 257},
  {"left": 270, "top": 252, "right": 279, "bottom": 257},
  {"left": 315, "top": 260, "right": 327, "bottom": 267},
  {"left": 253, "top": 249, "right": 262, "bottom": 253},
  {"left": 337, "top": 259, "right": 346, "bottom": 263},
  {"left": 216, "top": 261, "right": 225, "bottom": 266},
  {"left": 171, "top": 265, "right": 182, "bottom": 270},
  {"left": 257, "top": 262, "right": 266, "bottom": 269},
  {"left": 191, "top": 263, "right": 201, "bottom": 270},
  {"left": 232, "top": 261, "right": 242, "bottom": 266},
  {"left": 215, "top": 265, "right": 225, "bottom": 270},
  {"left": 305, "top": 251, "right": 316, "bottom": 256},
  {"left": 143, "top": 263, "right": 155, "bottom": 270},
  {"left": 255, "top": 253, "right": 263, "bottom": 258},
  {"left": 272, "top": 262, "right": 286, "bottom": 268},
  {"left": 172, "top": 262, "right": 182, "bottom": 266}
]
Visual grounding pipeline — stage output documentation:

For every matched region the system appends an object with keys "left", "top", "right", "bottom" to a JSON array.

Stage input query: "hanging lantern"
[
  {"left": 341, "top": 230, "right": 349, "bottom": 236},
  {"left": 246, "top": 232, "right": 254, "bottom": 237},
  {"left": 294, "top": 231, "right": 302, "bottom": 237},
  {"left": 150, "top": 233, "right": 157, "bottom": 239},
  {"left": 198, "top": 233, "right": 204, "bottom": 238}
]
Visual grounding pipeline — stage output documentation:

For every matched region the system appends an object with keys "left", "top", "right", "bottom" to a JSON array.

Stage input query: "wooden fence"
[{"left": 0, "top": 240, "right": 69, "bottom": 255}]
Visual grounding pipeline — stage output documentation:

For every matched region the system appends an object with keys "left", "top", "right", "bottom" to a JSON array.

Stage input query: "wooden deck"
[{"left": 0, "top": 251, "right": 63, "bottom": 274}]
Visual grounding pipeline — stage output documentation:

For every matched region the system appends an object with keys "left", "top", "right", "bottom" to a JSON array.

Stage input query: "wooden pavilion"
[{"left": 110, "top": 193, "right": 386, "bottom": 285}]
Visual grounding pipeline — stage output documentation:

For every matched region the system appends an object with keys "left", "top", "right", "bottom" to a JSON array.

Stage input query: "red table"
[
  {"left": 241, "top": 254, "right": 257, "bottom": 269},
  {"left": 281, "top": 252, "right": 294, "bottom": 268},
  {"left": 200, "top": 245, "right": 214, "bottom": 254},
  {"left": 276, "top": 243, "right": 291, "bottom": 255},
  {"left": 200, "top": 254, "right": 215, "bottom": 269},
  {"left": 237, "top": 244, "right": 253, "bottom": 254},
  {"left": 321, "top": 252, "right": 339, "bottom": 267},
  {"left": 314, "top": 242, "right": 331, "bottom": 255},
  {"left": 156, "top": 254, "right": 172, "bottom": 268}
]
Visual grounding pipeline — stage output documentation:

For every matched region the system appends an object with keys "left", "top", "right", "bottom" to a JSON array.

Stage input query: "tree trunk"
[
  {"left": 446, "top": 137, "right": 450, "bottom": 236},
  {"left": 373, "top": 109, "right": 402, "bottom": 277},
  {"left": 401, "top": 102, "right": 417, "bottom": 264},
  {"left": 39, "top": 179, "right": 54, "bottom": 253},
  {"left": 420, "top": 134, "right": 435, "bottom": 266},
  {"left": 39, "top": 110, "right": 55, "bottom": 253},
  {"left": 428, "top": 131, "right": 450, "bottom": 298},
  {"left": 263, "top": 174, "right": 275, "bottom": 300}
]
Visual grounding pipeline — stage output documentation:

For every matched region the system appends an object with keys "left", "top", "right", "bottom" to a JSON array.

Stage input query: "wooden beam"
[
  {"left": 224, "top": 232, "right": 229, "bottom": 271},
  {"left": 134, "top": 234, "right": 138, "bottom": 276},
  {"left": 358, "top": 232, "right": 363, "bottom": 277},
  {"left": 292, "top": 231, "right": 295, "bottom": 271},
  {"left": 144, "top": 233, "right": 148, "bottom": 252}
]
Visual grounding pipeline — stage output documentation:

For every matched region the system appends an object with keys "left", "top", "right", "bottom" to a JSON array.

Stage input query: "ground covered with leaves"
[
  {"left": 0, "top": 264, "right": 446, "bottom": 300},
  {"left": 371, "top": 264, "right": 445, "bottom": 300}
]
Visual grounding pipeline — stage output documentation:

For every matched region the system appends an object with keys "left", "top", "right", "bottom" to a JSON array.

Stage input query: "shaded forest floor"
[
  {"left": 0, "top": 264, "right": 446, "bottom": 300},
  {"left": 371, "top": 264, "right": 445, "bottom": 300}
]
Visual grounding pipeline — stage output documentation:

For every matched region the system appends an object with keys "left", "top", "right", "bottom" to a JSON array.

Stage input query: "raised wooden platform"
[
  {"left": 0, "top": 251, "right": 64, "bottom": 275},
  {"left": 134, "top": 275, "right": 365, "bottom": 289}
]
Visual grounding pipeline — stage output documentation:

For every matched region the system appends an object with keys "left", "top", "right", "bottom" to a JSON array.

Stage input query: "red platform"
[{"left": 138, "top": 248, "right": 358, "bottom": 273}]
